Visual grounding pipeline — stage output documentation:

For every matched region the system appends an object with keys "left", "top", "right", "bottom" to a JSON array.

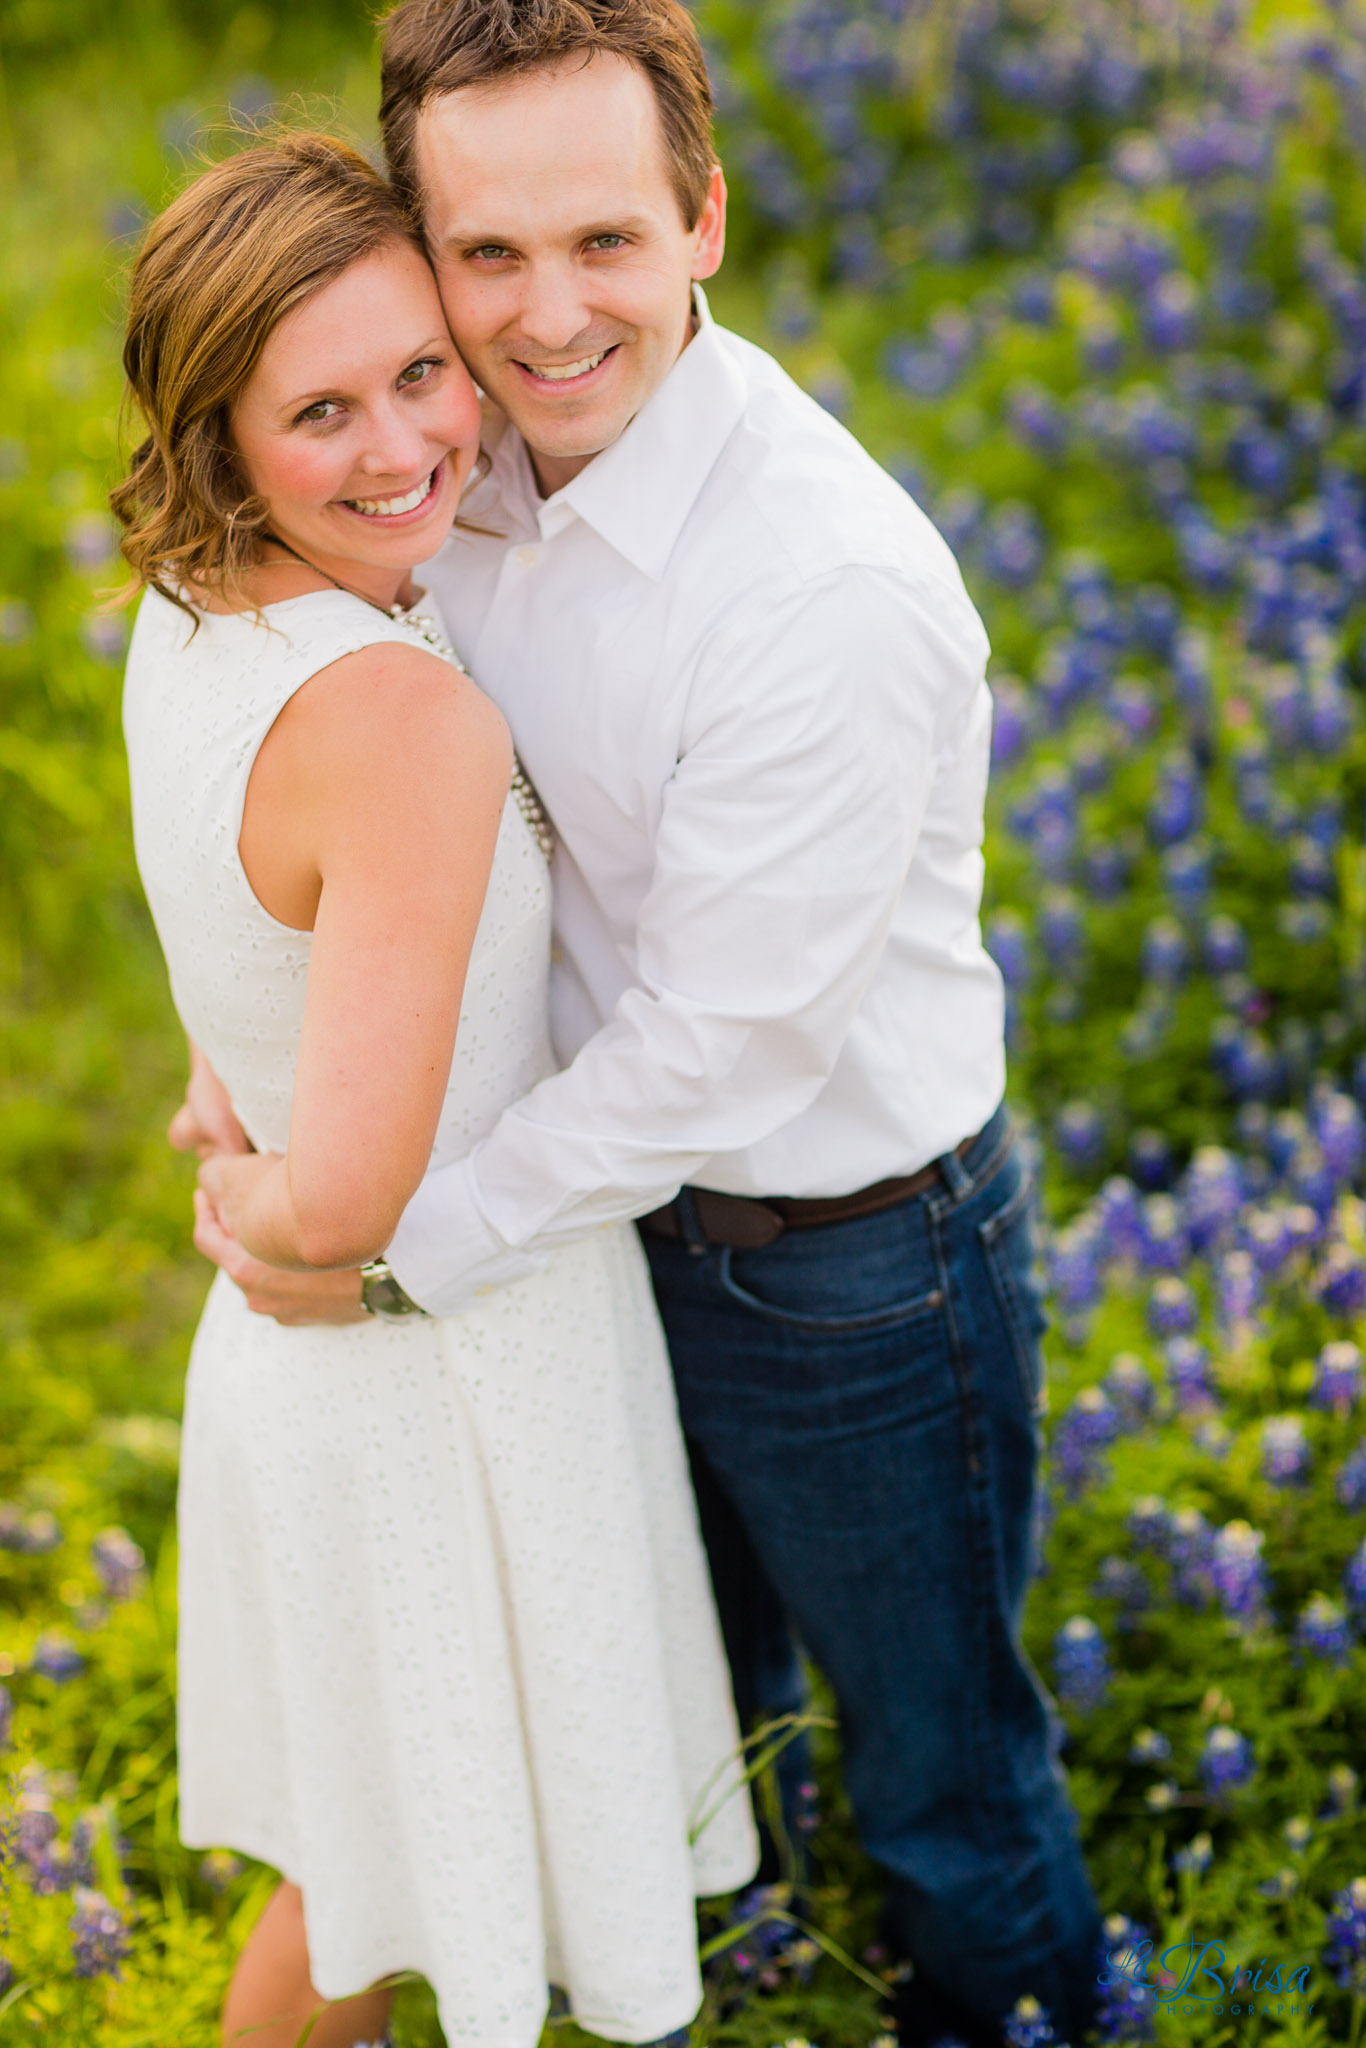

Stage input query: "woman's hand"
[
  {"left": 198, "top": 1151, "right": 286, "bottom": 1261},
  {"left": 170, "top": 1040, "right": 251, "bottom": 1160}
]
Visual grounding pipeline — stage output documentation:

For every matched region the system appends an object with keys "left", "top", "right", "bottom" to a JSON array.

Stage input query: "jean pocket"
[
  {"left": 716, "top": 1243, "right": 943, "bottom": 1335},
  {"left": 977, "top": 1171, "right": 1049, "bottom": 1415}
]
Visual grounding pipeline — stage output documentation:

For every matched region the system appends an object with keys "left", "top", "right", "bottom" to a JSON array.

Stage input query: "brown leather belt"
[{"left": 640, "top": 1132, "right": 979, "bottom": 1250}]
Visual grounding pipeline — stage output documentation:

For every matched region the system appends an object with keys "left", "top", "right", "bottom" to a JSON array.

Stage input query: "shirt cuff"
[{"left": 384, "top": 1153, "right": 545, "bottom": 1317}]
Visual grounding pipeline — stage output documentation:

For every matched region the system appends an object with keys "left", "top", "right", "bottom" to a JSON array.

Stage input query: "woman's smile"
[{"left": 339, "top": 461, "right": 447, "bottom": 524}]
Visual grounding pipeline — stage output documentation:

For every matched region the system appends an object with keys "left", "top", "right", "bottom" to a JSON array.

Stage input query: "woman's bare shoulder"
[{"left": 270, "top": 638, "right": 511, "bottom": 787}]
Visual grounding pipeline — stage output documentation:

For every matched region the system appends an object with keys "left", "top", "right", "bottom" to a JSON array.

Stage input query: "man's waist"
[{"left": 639, "top": 1117, "right": 998, "bottom": 1250}]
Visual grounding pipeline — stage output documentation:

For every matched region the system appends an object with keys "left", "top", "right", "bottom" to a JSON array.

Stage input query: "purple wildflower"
[
  {"left": 1172, "top": 1832, "right": 1213, "bottom": 1876},
  {"left": 29, "top": 1632, "right": 85, "bottom": 1684},
  {"left": 69, "top": 1886, "right": 131, "bottom": 1979},
  {"left": 1261, "top": 1414, "right": 1312, "bottom": 1485},
  {"left": 1095, "top": 1914, "right": 1157, "bottom": 2041},
  {"left": 1096, "top": 1178, "right": 1146, "bottom": 1261},
  {"left": 1093, "top": 1556, "right": 1151, "bottom": 1625},
  {"left": 1148, "top": 1276, "right": 1198, "bottom": 1338},
  {"left": 1055, "top": 1101, "right": 1106, "bottom": 1173},
  {"left": 1049, "top": 1219, "right": 1104, "bottom": 1314},
  {"left": 1336, "top": 1442, "right": 1366, "bottom": 1511},
  {"left": 1168, "top": 1507, "right": 1214, "bottom": 1607},
  {"left": 1203, "top": 914, "right": 1247, "bottom": 973},
  {"left": 1314, "top": 1092, "right": 1366, "bottom": 1181},
  {"left": 1165, "top": 1336, "right": 1214, "bottom": 1411},
  {"left": 91, "top": 1528, "right": 146, "bottom": 1603},
  {"left": 1129, "top": 1727, "right": 1172, "bottom": 1766},
  {"left": 17, "top": 1798, "right": 58, "bottom": 1867},
  {"left": 1127, "top": 1114, "right": 1177, "bottom": 1184},
  {"left": 1052, "top": 1387, "right": 1120, "bottom": 1498},
  {"left": 1209, "top": 1520, "right": 1269, "bottom": 1624},
  {"left": 1323, "top": 1878, "right": 1366, "bottom": 1992},
  {"left": 1127, "top": 1495, "right": 1169, "bottom": 1551},
  {"left": 6, "top": 1511, "right": 61, "bottom": 1557},
  {"left": 1183, "top": 1147, "right": 1244, "bottom": 1251},
  {"left": 0, "top": 1684, "right": 11, "bottom": 1750},
  {"left": 1216, "top": 1249, "right": 1261, "bottom": 1330},
  {"left": 1285, "top": 1202, "right": 1325, "bottom": 1257},
  {"left": 1103, "top": 1353, "right": 1154, "bottom": 1427},
  {"left": 1295, "top": 1594, "right": 1352, "bottom": 1666},
  {"left": 1140, "top": 1195, "right": 1189, "bottom": 1271},
  {"left": 1003, "top": 1994, "right": 1059, "bottom": 2048},
  {"left": 1200, "top": 1726, "right": 1255, "bottom": 1799},
  {"left": 1054, "top": 1616, "right": 1110, "bottom": 1712},
  {"left": 1312, "top": 1340, "right": 1362, "bottom": 1414},
  {"left": 1243, "top": 1204, "right": 1295, "bottom": 1273},
  {"left": 1315, "top": 1243, "right": 1366, "bottom": 1314}
]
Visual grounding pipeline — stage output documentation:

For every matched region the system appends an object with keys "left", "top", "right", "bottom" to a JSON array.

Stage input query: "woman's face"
[{"left": 231, "top": 239, "right": 481, "bottom": 594}]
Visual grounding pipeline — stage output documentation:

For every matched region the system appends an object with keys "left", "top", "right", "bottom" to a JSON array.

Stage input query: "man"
[{"left": 183, "top": 2, "right": 1102, "bottom": 2040}]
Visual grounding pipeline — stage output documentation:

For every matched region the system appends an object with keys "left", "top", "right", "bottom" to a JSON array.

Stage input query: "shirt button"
[{"left": 514, "top": 545, "right": 538, "bottom": 568}]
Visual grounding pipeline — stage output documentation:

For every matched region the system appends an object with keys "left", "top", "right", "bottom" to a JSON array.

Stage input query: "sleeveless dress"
[{"left": 122, "top": 586, "right": 757, "bottom": 2046}]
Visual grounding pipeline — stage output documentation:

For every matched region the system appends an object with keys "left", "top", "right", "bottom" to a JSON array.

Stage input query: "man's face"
[{"left": 416, "top": 52, "right": 725, "bottom": 495}]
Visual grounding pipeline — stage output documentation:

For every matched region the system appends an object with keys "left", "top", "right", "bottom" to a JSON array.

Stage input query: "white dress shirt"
[{"left": 388, "top": 290, "right": 1005, "bottom": 1315}]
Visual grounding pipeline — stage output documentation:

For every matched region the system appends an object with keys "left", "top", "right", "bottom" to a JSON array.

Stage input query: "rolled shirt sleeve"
[{"left": 386, "top": 563, "right": 984, "bottom": 1315}]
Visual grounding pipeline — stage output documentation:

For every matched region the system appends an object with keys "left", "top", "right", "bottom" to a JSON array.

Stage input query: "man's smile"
[{"left": 512, "top": 344, "right": 621, "bottom": 393}]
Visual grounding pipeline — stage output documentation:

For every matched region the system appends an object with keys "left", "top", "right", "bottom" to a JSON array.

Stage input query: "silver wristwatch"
[{"left": 360, "top": 1258, "right": 428, "bottom": 1321}]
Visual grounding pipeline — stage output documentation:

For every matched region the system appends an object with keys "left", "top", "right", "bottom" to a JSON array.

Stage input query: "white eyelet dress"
[{"left": 122, "top": 586, "right": 757, "bottom": 2047}]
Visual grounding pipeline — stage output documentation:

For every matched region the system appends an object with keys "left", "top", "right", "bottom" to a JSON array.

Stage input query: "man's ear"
[{"left": 690, "top": 165, "right": 727, "bottom": 281}]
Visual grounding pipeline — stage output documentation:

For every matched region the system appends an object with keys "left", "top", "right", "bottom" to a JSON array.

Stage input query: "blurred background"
[{"left": 5, "top": 1, "right": 1366, "bottom": 2041}]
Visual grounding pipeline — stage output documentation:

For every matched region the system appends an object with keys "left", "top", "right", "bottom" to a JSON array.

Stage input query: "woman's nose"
[{"left": 355, "top": 403, "right": 433, "bottom": 479}]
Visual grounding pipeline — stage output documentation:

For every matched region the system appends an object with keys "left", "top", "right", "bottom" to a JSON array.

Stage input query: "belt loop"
[
  {"left": 937, "top": 1144, "right": 973, "bottom": 1202},
  {"left": 674, "top": 1186, "right": 709, "bottom": 1256}
]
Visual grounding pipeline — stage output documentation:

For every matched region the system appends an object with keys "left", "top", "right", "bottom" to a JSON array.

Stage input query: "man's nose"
[{"left": 514, "top": 260, "right": 597, "bottom": 354}]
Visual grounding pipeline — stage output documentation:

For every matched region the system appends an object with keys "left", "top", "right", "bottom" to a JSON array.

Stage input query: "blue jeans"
[{"left": 642, "top": 1105, "right": 1101, "bottom": 2043}]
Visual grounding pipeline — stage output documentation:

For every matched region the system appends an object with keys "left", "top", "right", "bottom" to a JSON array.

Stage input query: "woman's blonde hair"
[{"left": 111, "top": 133, "right": 424, "bottom": 618}]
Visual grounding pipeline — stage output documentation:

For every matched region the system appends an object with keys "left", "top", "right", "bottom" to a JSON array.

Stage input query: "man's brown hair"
[{"left": 379, "top": 0, "right": 716, "bottom": 228}]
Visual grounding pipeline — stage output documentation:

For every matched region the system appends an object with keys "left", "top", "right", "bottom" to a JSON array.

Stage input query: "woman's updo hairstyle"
[{"left": 112, "top": 133, "right": 422, "bottom": 617}]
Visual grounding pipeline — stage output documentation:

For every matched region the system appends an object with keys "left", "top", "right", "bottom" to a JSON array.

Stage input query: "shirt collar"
[{"left": 518, "top": 287, "right": 746, "bottom": 578}]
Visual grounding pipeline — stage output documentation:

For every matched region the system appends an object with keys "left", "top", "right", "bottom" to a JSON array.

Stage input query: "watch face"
[{"left": 363, "top": 1267, "right": 422, "bottom": 1319}]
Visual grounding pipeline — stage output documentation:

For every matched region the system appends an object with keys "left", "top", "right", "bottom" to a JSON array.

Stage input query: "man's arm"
[{"left": 387, "top": 563, "right": 988, "bottom": 1316}]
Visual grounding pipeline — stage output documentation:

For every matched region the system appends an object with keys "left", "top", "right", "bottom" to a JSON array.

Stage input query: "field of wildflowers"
[{"left": 5, "top": 0, "right": 1366, "bottom": 2042}]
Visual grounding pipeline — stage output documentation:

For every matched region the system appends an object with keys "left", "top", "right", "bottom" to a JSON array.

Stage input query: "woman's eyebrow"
[{"left": 276, "top": 336, "right": 454, "bottom": 416}]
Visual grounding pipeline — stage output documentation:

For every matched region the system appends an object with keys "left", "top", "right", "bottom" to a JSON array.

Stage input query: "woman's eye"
[
  {"left": 398, "top": 357, "right": 442, "bottom": 387},
  {"left": 297, "top": 399, "right": 341, "bottom": 424}
]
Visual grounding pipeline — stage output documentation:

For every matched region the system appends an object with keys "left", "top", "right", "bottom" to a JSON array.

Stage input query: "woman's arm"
[{"left": 198, "top": 640, "right": 511, "bottom": 1270}]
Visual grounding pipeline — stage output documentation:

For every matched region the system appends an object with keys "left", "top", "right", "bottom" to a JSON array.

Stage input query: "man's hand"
[
  {"left": 170, "top": 1042, "right": 251, "bottom": 1160},
  {"left": 193, "top": 1190, "right": 368, "bottom": 1326}
]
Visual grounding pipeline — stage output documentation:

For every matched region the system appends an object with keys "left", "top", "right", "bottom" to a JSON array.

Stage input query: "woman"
[{"left": 115, "top": 133, "right": 756, "bottom": 2048}]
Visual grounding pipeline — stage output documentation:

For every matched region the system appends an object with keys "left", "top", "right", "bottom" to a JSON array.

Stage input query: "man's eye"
[
  {"left": 470, "top": 245, "right": 511, "bottom": 261},
  {"left": 589, "top": 234, "right": 626, "bottom": 251}
]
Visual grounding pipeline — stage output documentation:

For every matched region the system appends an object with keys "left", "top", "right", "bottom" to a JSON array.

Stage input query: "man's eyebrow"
[{"left": 443, "top": 215, "right": 653, "bottom": 250}]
